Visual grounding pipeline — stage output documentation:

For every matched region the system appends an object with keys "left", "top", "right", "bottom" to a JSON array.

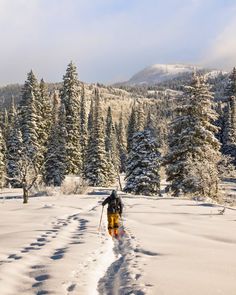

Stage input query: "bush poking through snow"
[
  {"left": 60, "top": 177, "right": 88, "bottom": 195},
  {"left": 29, "top": 183, "right": 59, "bottom": 197}
]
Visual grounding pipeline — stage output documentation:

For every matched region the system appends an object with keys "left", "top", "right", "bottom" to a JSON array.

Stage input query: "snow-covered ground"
[{"left": 0, "top": 188, "right": 236, "bottom": 295}]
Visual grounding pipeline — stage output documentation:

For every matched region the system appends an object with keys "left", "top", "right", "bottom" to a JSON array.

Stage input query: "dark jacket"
[{"left": 102, "top": 191, "right": 123, "bottom": 215}]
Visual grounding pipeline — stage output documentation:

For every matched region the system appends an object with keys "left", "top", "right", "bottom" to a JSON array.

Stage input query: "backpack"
[{"left": 109, "top": 197, "right": 120, "bottom": 214}]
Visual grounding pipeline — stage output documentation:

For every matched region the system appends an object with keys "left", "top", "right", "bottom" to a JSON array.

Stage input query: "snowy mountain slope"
[
  {"left": 0, "top": 187, "right": 235, "bottom": 295},
  {"left": 129, "top": 64, "right": 197, "bottom": 85},
  {"left": 116, "top": 64, "right": 226, "bottom": 86}
]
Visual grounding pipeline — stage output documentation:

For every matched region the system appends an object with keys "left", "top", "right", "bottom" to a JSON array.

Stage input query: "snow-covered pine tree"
[
  {"left": 164, "top": 74, "right": 221, "bottom": 199},
  {"left": 116, "top": 111, "right": 127, "bottom": 173},
  {"left": 44, "top": 100, "right": 67, "bottom": 186},
  {"left": 7, "top": 97, "right": 16, "bottom": 129},
  {"left": 105, "top": 106, "right": 118, "bottom": 183},
  {"left": 136, "top": 102, "right": 146, "bottom": 131},
  {"left": 60, "top": 62, "right": 82, "bottom": 174},
  {"left": 5, "top": 99, "right": 22, "bottom": 187},
  {"left": 127, "top": 104, "right": 137, "bottom": 153},
  {"left": 146, "top": 109, "right": 153, "bottom": 131},
  {"left": 4, "top": 98, "right": 15, "bottom": 148},
  {"left": 221, "top": 68, "right": 236, "bottom": 161},
  {"left": 124, "top": 128, "right": 161, "bottom": 196},
  {"left": 0, "top": 127, "right": 5, "bottom": 188},
  {"left": 2, "top": 109, "right": 9, "bottom": 140},
  {"left": 225, "top": 67, "right": 236, "bottom": 97},
  {"left": 19, "top": 71, "right": 40, "bottom": 159},
  {"left": 106, "top": 108, "right": 120, "bottom": 162},
  {"left": 87, "top": 99, "right": 94, "bottom": 131},
  {"left": 222, "top": 97, "right": 236, "bottom": 145},
  {"left": 38, "top": 79, "right": 52, "bottom": 154},
  {"left": 84, "top": 88, "right": 110, "bottom": 186},
  {"left": 80, "top": 84, "right": 88, "bottom": 171},
  {"left": 84, "top": 99, "right": 94, "bottom": 178}
]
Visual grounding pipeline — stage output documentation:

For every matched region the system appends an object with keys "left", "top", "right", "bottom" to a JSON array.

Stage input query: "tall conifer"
[{"left": 60, "top": 62, "right": 82, "bottom": 174}]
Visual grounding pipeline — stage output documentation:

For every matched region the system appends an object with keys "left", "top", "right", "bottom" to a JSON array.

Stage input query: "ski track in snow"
[
  {"left": 0, "top": 198, "right": 108, "bottom": 294},
  {"left": 0, "top": 200, "right": 147, "bottom": 295},
  {"left": 0, "top": 211, "right": 89, "bottom": 294},
  {"left": 97, "top": 226, "right": 147, "bottom": 295}
]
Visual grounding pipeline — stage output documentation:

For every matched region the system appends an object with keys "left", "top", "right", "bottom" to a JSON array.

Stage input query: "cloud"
[
  {"left": 0, "top": 0, "right": 234, "bottom": 85},
  {"left": 201, "top": 5, "right": 236, "bottom": 70}
]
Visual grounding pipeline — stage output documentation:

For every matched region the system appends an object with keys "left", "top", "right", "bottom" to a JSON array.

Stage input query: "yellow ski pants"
[{"left": 107, "top": 213, "right": 120, "bottom": 235}]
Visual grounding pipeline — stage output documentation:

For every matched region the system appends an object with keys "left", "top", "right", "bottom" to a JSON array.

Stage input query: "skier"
[{"left": 102, "top": 190, "right": 123, "bottom": 237}]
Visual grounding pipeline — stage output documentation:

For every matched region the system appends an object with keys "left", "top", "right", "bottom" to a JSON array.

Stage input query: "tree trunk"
[
  {"left": 117, "top": 173, "right": 123, "bottom": 191},
  {"left": 23, "top": 186, "right": 28, "bottom": 204}
]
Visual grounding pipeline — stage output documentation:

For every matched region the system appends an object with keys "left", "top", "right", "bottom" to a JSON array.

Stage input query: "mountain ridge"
[{"left": 115, "top": 63, "right": 225, "bottom": 86}]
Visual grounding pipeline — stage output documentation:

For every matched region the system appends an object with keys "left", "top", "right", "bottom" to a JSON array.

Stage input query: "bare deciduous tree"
[{"left": 6, "top": 147, "right": 53, "bottom": 204}]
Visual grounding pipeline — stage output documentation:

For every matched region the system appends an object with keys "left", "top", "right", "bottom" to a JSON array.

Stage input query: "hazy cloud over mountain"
[{"left": 0, "top": 0, "right": 236, "bottom": 85}]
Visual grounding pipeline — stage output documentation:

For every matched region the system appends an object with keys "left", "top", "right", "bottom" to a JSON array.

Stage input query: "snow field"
[{"left": 0, "top": 190, "right": 235, "bottom": 295}]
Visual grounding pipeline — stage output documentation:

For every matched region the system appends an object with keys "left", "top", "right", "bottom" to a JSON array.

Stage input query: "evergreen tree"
[
  {"left": 221, "top": 68, "right": 236, "bottom": 161},
  {"left": 116, "top": 111, "right": 127, "bottom": 172},
  {"left": 6, "top": 128, "right": 23, "bottom": 188},
  {"left": 44, "top": 102, "right": 67, "bottom": 186},
  {"left": 105, "top": 106, "right": 118, "bottom": 182},
  {"left": 1, "top": 109, "right": 9, "bottom": 140},
  {"left": 19, "top": 71, "right": 40, "bottom": 159},
  {"left": 222, "top": 96, "right": 236, "bottom": 145},
  {"left": 80, "top": 84, "right": 88, "bottom": 171},
  {"left": 124, "top": 128, "right": 161, "bottom": 196},
  {"left": 84, "top": 89, "right": 111, "bottom": 186},
  {"left": 84, "top": 99, "right": 94, "bottom": 178},
  {"left": 5, "top": 100, "right": 22, "bottom": 187},
  {"left": 225, "top": 67, "right": 236, "bottom": 97},
  {"left": 164, "top": 74, "right": 221, "bottom": 199},
  {"left": 0, "top": 128, "right": 5, "bottom": 188},
  {"left": 127, "top": 104, "right": 137, "bottom": 153},
  {"left": 38, "top": 79, "right": 52, "bottom": 152},
  {"left": 136, "top": 102, "right": 146, "bottom": 131},
  {"left": 60, "top": 62, "right": 82, "bottom": 174},
  {"left": 7, "top": 97, "right": 16, "bottom": 129},
  {"left": 87, "top": 99, "right": 94, "bottom": 131},
  {"left": 146, "top": 109, "right": 156, "bottom": 136}
]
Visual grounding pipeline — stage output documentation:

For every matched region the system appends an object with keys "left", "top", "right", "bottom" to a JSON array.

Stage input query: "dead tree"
[{"left": 6, "top": 148, "right": 53, "bottom": 204}]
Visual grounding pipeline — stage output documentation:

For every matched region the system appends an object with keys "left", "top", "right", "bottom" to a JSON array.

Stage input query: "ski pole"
[{"left": 98, "top": 206, "right": 104, "bottom": 231}]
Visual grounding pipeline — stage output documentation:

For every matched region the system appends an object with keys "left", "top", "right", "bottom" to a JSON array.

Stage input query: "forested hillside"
[{"left": 0, "top": 62, "right": 236, "bottom": 205}]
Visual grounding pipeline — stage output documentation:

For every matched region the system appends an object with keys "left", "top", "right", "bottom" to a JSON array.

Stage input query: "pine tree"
[
  {"left": 124, "top": 128, "right": 161, "bottom": 196},
  {"left": 0, "top": 109, "right": 9, "bottom": 142},
  {"left": 221, "top": 68, "right": 236, "bottom": 161},
  {"left": 127, "top": 104, "right": 137, "bottom": 153},
  {"left": 5, "top": 99, "right": 22, "bottom": 187},
  {"left": 145, "top": 109, "right": 155, "bottom": 135},
  {"left": 84, "top": 89, "right": 111, "bottom": 186},
  {"left": 80, "top": 84, "right": 88, "bottom": 171},
  {"left": 19, "top": 71, "right": 40, "bottom": 159},
  {"left": 225, "top": 67, "right": 236, "bottom": 97},
  {"left": 0, "top": 127, "right": 5, "bottom": 188},
  {"left": 136, "top": 102, "right": 146, "bottom": 131},
  {"left": 164, "top": 74, "right": 221, "bottom": 199},
  {"left": 60, "top": 62, "right": 82, "bottom": 174},
  {"left": 87, "top": 99, "right": 94, "bottom": 131},
  {"left": 44, "top": 102, "right": 67, "bottom": 186},
  {"left": 6, "top": 128, "right": 23, "bottom": 188},
  {"left": 8, "top": 97, "right": 16, "bottom": 129},
  {"left": 116, "top": 111, "right": 127, "bottom": 172},
  {"left": 105, "top": 106, "right": 118, "bottom": 183},
  {"left": 38, "top": 79, "right": 52, "bottom": 152},
  {"left": 223, "top": 96, "right": 236, "bottom": 144},
  {"left": 84, "top": 99, "right": 94, "bottom": 178}
]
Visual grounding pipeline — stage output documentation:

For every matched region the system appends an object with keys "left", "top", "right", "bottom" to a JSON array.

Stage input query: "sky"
[{"left": 0, "top": 0, "right": 236, "bottom": 86}]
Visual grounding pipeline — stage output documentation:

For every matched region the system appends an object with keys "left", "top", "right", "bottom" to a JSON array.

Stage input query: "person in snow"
[{"left": 102, "top": 190, "right": 123, "bottom": 237}]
